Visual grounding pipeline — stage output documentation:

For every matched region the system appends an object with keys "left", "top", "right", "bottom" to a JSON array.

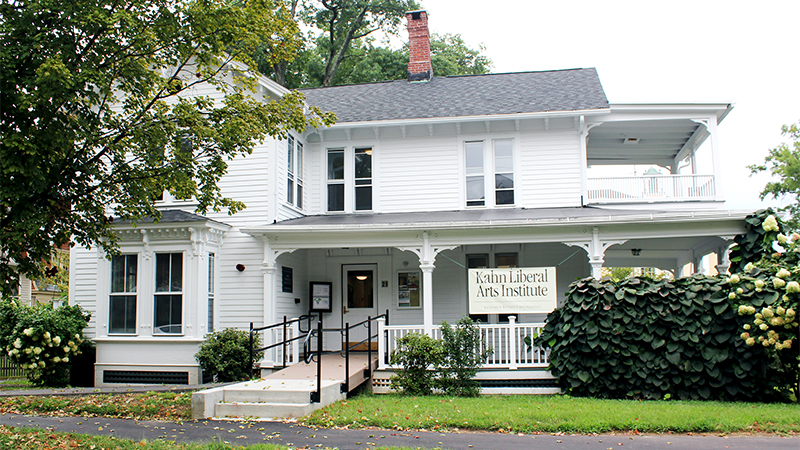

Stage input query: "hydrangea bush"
[
  {"left": 726, "top": 213, "right": 800, "bottom": 401},
  {"left": 0, "top": 300, "right": 90, "bottom": 387}
]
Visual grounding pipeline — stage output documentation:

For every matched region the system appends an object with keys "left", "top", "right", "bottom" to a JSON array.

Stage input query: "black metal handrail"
[
  {"left": 249, "top": 314, "right": 315, "bottom": 376},
  {"left": 248, "top": 309, "right": 390, "bottom": 404},
  {"left": 342, "top": 309, "right": 388, "bottom": 393}
]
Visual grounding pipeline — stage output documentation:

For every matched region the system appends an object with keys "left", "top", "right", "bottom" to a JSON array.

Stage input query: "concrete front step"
[
  {"left": 215, "top": 401, "right": 318, "bottom": 419},
  {"left": 193, "top": 379, "right": 347, "bottom": 420}
]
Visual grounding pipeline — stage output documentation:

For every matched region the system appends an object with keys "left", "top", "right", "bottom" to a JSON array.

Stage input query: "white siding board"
[
  {"left": 378, "top": 137, "right": 460, "bottom": 213},
  {"left": 70, "top": 246, "right": 100, "bottom": 338},
  {"left": 518, "top": 130, "right": 583, "bottom": 208}
]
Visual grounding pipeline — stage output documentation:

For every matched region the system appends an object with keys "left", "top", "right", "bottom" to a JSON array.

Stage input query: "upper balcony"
[{"left": 582, "top": 104, "right": 733, "bottom": 206}]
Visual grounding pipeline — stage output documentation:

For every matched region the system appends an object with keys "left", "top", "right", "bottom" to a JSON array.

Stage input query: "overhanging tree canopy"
[{"left": 0, "top": 0, "right": 335, "bottom": 293}]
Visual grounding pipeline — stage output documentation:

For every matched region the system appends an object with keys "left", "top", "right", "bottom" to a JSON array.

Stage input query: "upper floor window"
[
  {"left": 287, "top": 136, "right": 304, "bottom": 209},
  {"left": 328, "top": 147, "right": 372, "bottom": 212},
  {"left": 110, "top": 254, "right": 137, "bottom": 334},
  {"left": 154, "top": 252, "right": 182, "bottom": 334},
  {"left": 465, "top": 139, "right": 515, "bottom": 207}
]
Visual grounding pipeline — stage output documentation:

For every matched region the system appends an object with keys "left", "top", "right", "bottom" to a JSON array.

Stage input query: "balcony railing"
[
  {"left": 587, "top": 174, "right": 715, "bottom": 203},
  {"left": 378, "top": 317, "right": 549, "bottom": 370}
]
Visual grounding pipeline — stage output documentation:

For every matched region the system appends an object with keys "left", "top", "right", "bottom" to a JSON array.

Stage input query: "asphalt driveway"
[{"left": 1, "top": 413, "right": 798, "bottom": 450}]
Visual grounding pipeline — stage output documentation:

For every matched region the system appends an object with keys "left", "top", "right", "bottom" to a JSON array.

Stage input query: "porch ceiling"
[{"left": 587, "top": 119, "right": 700, "bottom": 166}]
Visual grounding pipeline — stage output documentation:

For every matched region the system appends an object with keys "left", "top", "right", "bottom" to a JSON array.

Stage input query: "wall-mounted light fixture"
[
  {"left": 356, "top": 275, "right": 368, "bottom": 281},
  {"left": 236, "top": 264, "right": 246, "bottom": 272},
  {"left": 631, "top": 249, "right": 642, "bottom": 256}
]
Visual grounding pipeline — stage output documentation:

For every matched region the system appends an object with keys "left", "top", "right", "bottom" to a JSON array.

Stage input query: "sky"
[{"left": 413, "top": 0, "right": 799, "bottom": 211}]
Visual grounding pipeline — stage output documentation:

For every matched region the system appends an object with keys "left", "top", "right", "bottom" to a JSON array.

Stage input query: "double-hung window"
[
  {"left": 154, "top": 253, "right": 183, "bottom": 334},
  {"left": 287, "top": 137, "right": 304, "bottom": 209},
  {"left": 327, "top": 147, "right": 372, "bottom": 212},
  {"left": 465, "top": 139, "right": 515, "bottom": 207},
  {"left": 110, "top": 254, "right": 137, "bottom": 334}
]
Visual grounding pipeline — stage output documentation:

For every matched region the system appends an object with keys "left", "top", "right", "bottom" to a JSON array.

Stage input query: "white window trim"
[
  {"left": 108, "top": 253, "right": 139, "bottom": 336},
  {"left": 461, "top": 137, "right": 518, "bottom": 209},
  {"left": 325, "top": 143, "right": 378, "bottom": 214},
  {"left": 153, "top": 252, "right": 185, "bottom": 336},
  {"left": 286, "top": 135, "right": 304, "bottom": 210}
]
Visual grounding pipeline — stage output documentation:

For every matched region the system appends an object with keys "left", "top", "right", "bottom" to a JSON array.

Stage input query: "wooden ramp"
[
  {"left": 192, "top": 353, "right": 378, "bottom": 420},
  {"left": 265, "top": 352, "right": 377, "bottom": 391}
]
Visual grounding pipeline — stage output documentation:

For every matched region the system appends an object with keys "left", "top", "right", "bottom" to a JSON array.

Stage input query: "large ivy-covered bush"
[{"left": 540, "top": 275, "right": 779, "bottom": 401}]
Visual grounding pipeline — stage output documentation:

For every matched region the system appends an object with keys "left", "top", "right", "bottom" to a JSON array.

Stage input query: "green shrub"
[
  {"left": 725, "top": 211, "right": 799, "bottom": 401},
  {"left": 437, "top": 316, "right": 492, "bottom": 397},
  {"left": 389, "top": 332, "right": 443, "bottom": 395},
  {"left": 540, "top": 275, "right": 781, "bottom": 401},
  {"left": 0, "top": 300, "right": 90, "bottom": 387},
  {"left": 195, "top": 328, "right": 262, "bottom": 382},
  {"left": 728, "top": 208, "right": 783, "bottom": 273}
]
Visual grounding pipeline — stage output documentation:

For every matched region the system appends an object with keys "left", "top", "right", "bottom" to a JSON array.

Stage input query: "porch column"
[
  {"left": 258, "top": 236, "right": 297, "bottom": 367},
  {"left": 420, "top": 264, "right": 435, "bottom": 335},
  {"left": 715, "top": 244, "right": 732, "bottom": 275},
  {"left": 565, "top": 227, "right": 627, "bottom": 279},
  {"left": 692, "top": 116, "right": 722, "bottom": 198},
  {"left": 398, "top": 231, "right": 457, "bottom": 336}
]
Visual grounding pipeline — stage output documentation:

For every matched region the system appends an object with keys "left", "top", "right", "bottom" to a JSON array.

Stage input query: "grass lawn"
[
  {"left": 1, "top": 388, "right": 798, "bottom": 436},
  {"left": 305, "top": 393, "right": 800, "bottom": 435},
  {"left": 0, "top": 377, "right": 32, "bottom": 391},
  {"left": 0, "top": 391, "right": 192, "bottom": 420}
]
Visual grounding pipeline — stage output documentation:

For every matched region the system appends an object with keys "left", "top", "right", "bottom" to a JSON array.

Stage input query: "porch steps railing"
[{"left": 587, "top": 174, "right": 715, "bottom": 203}]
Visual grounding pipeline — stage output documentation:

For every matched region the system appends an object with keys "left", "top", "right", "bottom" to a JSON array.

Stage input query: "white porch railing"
[
  {"left": 587, "top": 174, "right": 715, "bottom": 203},
  {"left": 377, "top": 316, "right": 549, "bottom": 370}
]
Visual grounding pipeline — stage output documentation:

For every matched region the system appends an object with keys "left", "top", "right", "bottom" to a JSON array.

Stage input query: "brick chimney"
[{"left": 406, "top": 10, "right": 432, "bottom": 82}]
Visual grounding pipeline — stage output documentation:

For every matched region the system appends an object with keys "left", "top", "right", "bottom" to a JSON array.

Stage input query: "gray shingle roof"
[{"left": 299, "top": 68, "right": 609, "bottom": 123}]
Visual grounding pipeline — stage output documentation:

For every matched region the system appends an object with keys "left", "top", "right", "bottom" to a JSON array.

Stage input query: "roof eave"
[
  {"left": 242, "top": 209, "right": 750, "bottom": 235},
  {"left": 314, "top": 108, "right": 612, "bottom": 130}
]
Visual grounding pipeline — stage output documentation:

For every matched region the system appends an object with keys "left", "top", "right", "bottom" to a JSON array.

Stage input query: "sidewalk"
[{"left": 1, "top": 413, "right": 798, "bottom": 450}]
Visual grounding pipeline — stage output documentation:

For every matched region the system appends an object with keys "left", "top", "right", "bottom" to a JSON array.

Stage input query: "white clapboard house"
[{"left": 70, "top": 10, "right": 748, "bottom": 389}]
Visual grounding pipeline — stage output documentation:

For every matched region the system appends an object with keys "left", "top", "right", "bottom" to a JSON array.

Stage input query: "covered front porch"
[{"left": 242, "top": 207, "right": 746, "bottom": 377}]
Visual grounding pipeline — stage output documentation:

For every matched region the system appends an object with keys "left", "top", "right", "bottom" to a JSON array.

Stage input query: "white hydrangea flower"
[
  {"left": 777, "top": 268, "right": 792, "bottom": 279},
  {"left": 23, "top": 328, "right": 33, "bottom": 336},
  {"left": 763, "top": 215, "right": 779, "bottom": 232},
  {"left": 778, "top": 233, "right": 789, "bottom": 244},
  {"left": 754, "top": 279, "right": 765, "bottom": 289},
  {"left": 728, "top": 274, "right": 741, "bottom": 284},
  {"left": 787, "top": 281, "right": 800, "bottom": 293},
  {"left": 53, "top": 336, "right": 61, "bottom": 346},
  {"left": 774, "top": 278, "right": 787, "bottom": 288}
]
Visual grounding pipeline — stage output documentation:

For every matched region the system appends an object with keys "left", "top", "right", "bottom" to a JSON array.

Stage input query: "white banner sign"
[{"left": 468, "top": 267, "right": 557, "bottom": 314}]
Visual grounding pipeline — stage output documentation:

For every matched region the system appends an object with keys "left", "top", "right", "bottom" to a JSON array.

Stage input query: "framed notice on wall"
[
  {"left": 309, "top": 281, "right": 332, "bottom": 313},
  {"left": 397, "top": 271, "right": 421, "bottom": 308}
]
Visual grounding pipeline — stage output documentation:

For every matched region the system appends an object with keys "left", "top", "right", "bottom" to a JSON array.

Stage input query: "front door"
[{"left": 342, "top": 264, "right": 378, "bottom": 350}]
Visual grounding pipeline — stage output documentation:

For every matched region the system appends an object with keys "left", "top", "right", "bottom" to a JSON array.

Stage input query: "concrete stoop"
[{"left": 192, "top": 378, "right": 345, "bottom": 420}]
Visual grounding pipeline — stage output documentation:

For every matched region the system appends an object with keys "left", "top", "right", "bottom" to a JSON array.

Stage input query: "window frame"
[
  {"left": 287, "top": 136, "right": 304, "bottom": 209},
  {"left": 326, "top": 146, "right": 374, "bottom": 213},
  {"left": 463, "top": 138, "right": 516, "bottom": 208},
  {"left": 153, "top": 252, "right": 184, "bottom": 335},
  {"left": 109, "top": 254, "right": 138, "bottom": 335}
]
